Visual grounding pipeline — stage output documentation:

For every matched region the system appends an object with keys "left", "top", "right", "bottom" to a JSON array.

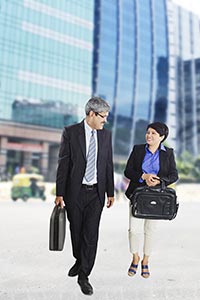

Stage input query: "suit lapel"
[
  {"left": 78, "top": 121, "right": 86, "bottom": 161},
  {"left": 97, "top": 129, "right": 105, "bottom": 164},
  {"left": 158, "top": 149, "right": 166, "bottom": 177},
  {"left": 78, "top": 122, "right": 106, "bottom": 163},
  {"left": 140, "top": 145, "right": 146, "bottom": 163}
]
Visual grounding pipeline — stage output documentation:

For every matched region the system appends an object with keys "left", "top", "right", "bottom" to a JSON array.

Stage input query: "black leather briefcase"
[
  {"left": 49, "top": 205, "right": 66, "bottom": 251},
  {"left": 130, "top": 180, "right": 178, "bottom": 220}
]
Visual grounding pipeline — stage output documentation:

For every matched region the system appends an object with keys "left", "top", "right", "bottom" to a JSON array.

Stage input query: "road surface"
[{"left": 0, "top": 183, "right": 199, "bottom": 299}]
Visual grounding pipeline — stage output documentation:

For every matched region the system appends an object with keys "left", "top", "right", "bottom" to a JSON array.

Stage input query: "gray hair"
[{"left": 85, "top": 96, "right": 110, "bottom": 115}]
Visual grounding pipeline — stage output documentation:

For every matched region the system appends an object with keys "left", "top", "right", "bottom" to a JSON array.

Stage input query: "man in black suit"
[{"left": 55, "top": 97, "right": 115, "bottom": 295}]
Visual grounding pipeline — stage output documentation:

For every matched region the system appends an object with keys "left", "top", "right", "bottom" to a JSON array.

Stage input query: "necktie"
[{"left": 85, "top": 130, "right": 96, "bottom": 182}]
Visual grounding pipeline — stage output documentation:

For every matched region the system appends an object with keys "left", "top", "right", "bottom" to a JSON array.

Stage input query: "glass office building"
[
  {"left": 0, "top": 0, "right": 93, "bottom": 127},
  {"left": 173, "top": 5, "right": 200, "bottom": 156},
  {"left": 0, "top": 0, "right": 94, "bottom": 178},
  {"left": 1, "top": 0, "right": 198, "bottom": 178},
  {"left": 93, "top": 0, "right": 171, "bottom": 158}
]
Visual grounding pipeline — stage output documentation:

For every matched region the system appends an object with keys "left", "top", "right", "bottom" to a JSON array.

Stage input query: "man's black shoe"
[
  {"left": 78, "top": 278, "right": 93, "bottom": 295},
  {"left": 68, "top": 261, "right": 81, "bottom": 277}
]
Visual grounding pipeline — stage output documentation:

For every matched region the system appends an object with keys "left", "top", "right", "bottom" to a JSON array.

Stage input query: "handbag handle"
[
  {"left": 143, "top": 178, "right": 166, "bottom": 193},
  {"left": 157, "top": 178, "right": 166, "bottom": 190}
]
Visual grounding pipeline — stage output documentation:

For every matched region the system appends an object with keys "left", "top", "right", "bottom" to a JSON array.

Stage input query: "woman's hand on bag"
[
  {"left": 142, "top": 173, "right": 160, "bottom": 187},
  {"left": 54, "top": 196, "right": 64, "bottom": 208}
]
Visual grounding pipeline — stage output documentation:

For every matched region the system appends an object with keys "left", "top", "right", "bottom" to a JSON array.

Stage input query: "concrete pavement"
[{"left": 0, "top": 183, "right": 200, "bottom": 299}]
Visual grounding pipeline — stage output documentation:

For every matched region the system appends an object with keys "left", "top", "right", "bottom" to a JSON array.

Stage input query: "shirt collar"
[
  {"left": 160, "top": 144, "right": 166, "bottom": 151},
  {"left": 145, "top": 143, "right": 166, "bottom": 152},
  {"left": 84, "top": 119, "right": 96, "bottom": 134}
]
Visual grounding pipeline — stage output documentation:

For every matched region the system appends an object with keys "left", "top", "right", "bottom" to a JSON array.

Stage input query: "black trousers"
[{"left": 66, "top": 185, "right": 103, "bottom": 277}]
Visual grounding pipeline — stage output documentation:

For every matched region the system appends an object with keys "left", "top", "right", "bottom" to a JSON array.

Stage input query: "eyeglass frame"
[{"left": 94, "top": 112, "right": 108, "bottom": 119}]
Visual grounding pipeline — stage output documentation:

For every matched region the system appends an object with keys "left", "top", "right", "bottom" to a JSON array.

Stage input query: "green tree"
[{"left": 176, "top": 151, "right": 200, "bottom": 182}]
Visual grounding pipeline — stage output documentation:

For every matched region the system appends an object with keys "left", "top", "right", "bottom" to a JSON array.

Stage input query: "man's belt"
[{"left": 82, "top": 184, "right": 97, "bottom": 190}]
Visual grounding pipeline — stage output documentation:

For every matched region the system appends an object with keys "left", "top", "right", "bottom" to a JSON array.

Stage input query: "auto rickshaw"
[{"left": 11, "top": 173, "right": 46, "bottom": 201}]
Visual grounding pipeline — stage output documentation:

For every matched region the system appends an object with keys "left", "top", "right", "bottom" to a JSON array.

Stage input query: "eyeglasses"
[{"left": 95, "top": 112, "right": 108, "bottom": 119}]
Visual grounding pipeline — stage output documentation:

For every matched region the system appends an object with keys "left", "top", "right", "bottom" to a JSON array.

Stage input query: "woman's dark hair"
[{"left": 146, "top": 122, "right": 169, "bottom": 142}]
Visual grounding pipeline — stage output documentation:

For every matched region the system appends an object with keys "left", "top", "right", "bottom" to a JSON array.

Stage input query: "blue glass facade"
[
  {"left": 0, "top": 0, "right": 94, "bottom": 128},
  {"left": 93, "top": 0, "right": 169, "bottom": 158},
  {"left": 2, "top": 0, "right": 198, "bottom": 178},
  {"left": 174, "top": 5, "right": 200, "bottom": 156},
  {"left": 153, "top": 1, "right": 169, "bottom": 123},
  {"left": 0, "top": 0, "right": 94, "bottom": 177}
]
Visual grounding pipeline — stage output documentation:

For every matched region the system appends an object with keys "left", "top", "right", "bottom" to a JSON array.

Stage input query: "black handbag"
[
  {"left": 129, "top": 180, "right": 178, "bottom": 220},
  {"left": 49, "top": 205, "right": 66, "bottom": 251}
]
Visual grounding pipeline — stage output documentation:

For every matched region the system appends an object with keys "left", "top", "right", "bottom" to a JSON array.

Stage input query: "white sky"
[{"left": 173, "top": 0, "right": 200, "bottom": 16}]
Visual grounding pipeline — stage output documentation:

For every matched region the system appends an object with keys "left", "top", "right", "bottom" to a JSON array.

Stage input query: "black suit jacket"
[
  {"left": 56, "top": 120, "right": 114, "bottom": 206},
  {"left": 124, "top": 144, "right": 178, "bottom": 198}
]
